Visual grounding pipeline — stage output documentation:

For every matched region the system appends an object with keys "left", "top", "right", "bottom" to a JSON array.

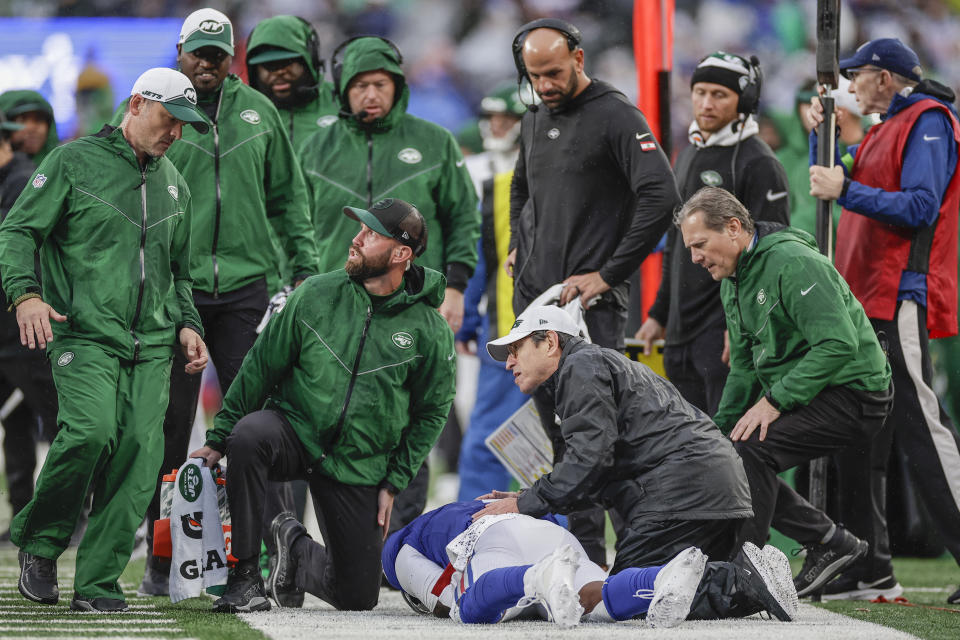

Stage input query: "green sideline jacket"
[
  {"left": 207, "top": 267, "right": 456, "bottom": 490},
  {"left": 113, "top": 76, "right": 318, "bottom": 295},
  {"left": 0, "top": 126, "right": 202, "bottom": 361},
  {"left": 244, "top": 15, "right": 340, "bottom": 150},
  {"left": 714, "top": 223, "right": 890, "bottom": 431},
  {"left": 297, "top": 37, "right": 479, "bottom": 286}
]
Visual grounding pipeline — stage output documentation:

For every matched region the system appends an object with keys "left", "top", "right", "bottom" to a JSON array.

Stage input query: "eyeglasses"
[
  {"left": 847, "top": 67, "right": 883, "bottom": 81},
  {"left": 506, "top": 337, "right": 529, "bottom": 359}
]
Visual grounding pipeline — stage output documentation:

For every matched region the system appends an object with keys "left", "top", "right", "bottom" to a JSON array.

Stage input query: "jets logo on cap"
[
  {"left": 392, "top": 332, "right": 414, "bottom": 349},
  {"left": 398, "top": 148, "right": 422, "bottom": 164},
  {"left": 184, "top": 87, "right": 197, "bottom": 104},
  {"left": 240, "top": 110, "right": 261, "bottom": 124},
  {"left": 199, "top": 20, "right": 224, "bottom": 34},
  {"left": 141, "top": 90, "right": 163, "bottom": 100}
]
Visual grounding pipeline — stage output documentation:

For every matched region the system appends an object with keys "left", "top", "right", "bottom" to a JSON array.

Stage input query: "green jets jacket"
[
  {"left": 0, "top": 126, "right": 201, "bottom": 361},
  {"left": 714, "top": 222, "right": 890, "bottom": 431},
  {"left": 208, "top": 266, "right": 456, "bottom": 490},
  {"left": 113, "top": 76, "right": 318, "bottom": 295},
  {"left": 245, "top": 15, "right": 339, "bottom": 150},
  {"left": 297, "top": 37, "right": 479, "bottom": 289}
]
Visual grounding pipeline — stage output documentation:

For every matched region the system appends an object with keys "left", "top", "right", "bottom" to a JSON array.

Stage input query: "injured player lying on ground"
[{"left": 382, "top": 500, "right": 798, "bottom": 627}]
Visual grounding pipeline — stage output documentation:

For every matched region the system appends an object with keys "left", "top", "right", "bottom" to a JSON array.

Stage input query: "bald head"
[{"left": 521, "top": 28, "right": 590, "bottom": 110}]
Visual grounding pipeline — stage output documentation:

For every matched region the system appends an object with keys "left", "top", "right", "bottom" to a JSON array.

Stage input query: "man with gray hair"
[
  {"left": 677, "top": 186, "right": 892, "bottom": 597},
  {"left": 807, "top": 37, "right": 960, "bottom": 602}
]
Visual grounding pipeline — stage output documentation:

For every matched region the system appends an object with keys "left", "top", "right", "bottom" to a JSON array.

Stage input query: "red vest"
[{"left": 836, "top": 98, "right": 960, "bottom": 338}]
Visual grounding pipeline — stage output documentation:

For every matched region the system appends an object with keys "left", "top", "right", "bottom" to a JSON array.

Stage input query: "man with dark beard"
[
  {"left": 189, "top": 198, "right": 457, "bottom": 613},
  {"left": 245, "top": 15, "right": 338, "bottom": 149}
]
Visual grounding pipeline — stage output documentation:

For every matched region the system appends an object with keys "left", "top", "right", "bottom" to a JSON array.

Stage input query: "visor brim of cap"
[
  {"left": 161, "top": 103, "right": 210, "bottom": 134},
  {"left": 248, "top": 49, "right": 300, "bottom": 65},
  {"left": 182, "top": 38, "right": 234, "bottom": 56},
  {"left": 0, "top": 121, "right": 24, "bottom": 131},
  {"left": 4, "top": 103, "right": 51, "bottom": 120},
  {"left": 486, "top": 331, "right": 534, "bottom": 362},
  {"left": 343, "top": 206, "right": 393, "bottom": 238}
]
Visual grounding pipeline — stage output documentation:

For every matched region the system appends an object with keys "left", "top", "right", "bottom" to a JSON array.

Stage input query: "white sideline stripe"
[
  {"left": 0, "top": 611, "right": 172, "bottom": 617},
  {"left": 0, "top": 619, "right": 176, "bottom": 625},
  {"left": 898, "top": 302, "right": 960, "bottom": 511},
  {"left": 0, "top": 628, "right": 183, "bottom": 633},
  {"left": 0, "top": 637, "right": 196, "bottom": 640}
]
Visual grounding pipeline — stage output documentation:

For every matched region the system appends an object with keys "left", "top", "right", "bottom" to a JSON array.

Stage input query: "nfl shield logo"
[{"left": 32, "top": 174, "right": 47, "bottom": 189}]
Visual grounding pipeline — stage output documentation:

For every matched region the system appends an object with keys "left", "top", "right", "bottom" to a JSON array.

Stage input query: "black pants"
[
  {"left": 226, "top": 410, "right": 382, "bottom": 610},
  {"left": 735, "top": 385, "right": 891, "bottom": 547},
  {"left": 663, "top": 327, "right": 728, "bottom": 416},
  {"left": 144, "top": 280, "right": 267, "bottom": 565},
  {"left": 611, "top": 517, "right": 741, "bottom": 574},
  {"left": 836, "top": 301, "right": 960, "bottom": 576},
  {"left": 0, "top": 353, "right": 59, "bottom": 515}
]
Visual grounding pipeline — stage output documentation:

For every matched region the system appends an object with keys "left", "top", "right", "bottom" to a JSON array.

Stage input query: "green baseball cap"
[
  {"left": 179, "top": 8, "right": 234, "bottom": 56},
  {"left": 248, "top": 46, "right": 301, "bottom": 65},
  {"left": 0, "top": 111, "right": 24, "bottom": 132}
]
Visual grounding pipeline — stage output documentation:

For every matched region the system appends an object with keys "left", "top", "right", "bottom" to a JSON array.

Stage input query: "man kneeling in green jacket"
[
  {"left": 678, "top": 186, "right": 893, "bottom": 599},
  {"left": 191, "top": 198, "right": 456, "bottom": 613}
]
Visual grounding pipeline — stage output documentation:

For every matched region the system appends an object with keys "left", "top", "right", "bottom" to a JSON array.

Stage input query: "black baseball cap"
[{"left": 344, "top": 198, "right": 427, "bottom": 256}]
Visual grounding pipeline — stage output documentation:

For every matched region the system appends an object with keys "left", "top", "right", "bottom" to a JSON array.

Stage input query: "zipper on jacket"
[
  {"left": 209, "top": 90, "right": 225, "bottom": 298},
  {"left": 326, "top": 306, "right": 373, "bottom": 457},
  {"left": 366, "top": 132, "right": 374, "bottom": 207},
  {"left": 288, "top": 110, "right": 295, "bottom": 141},
  {"left": 130, "top": 166, "right": 148, "bottom": 363}
]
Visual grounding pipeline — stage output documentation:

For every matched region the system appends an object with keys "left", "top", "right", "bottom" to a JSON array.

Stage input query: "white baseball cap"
[
  {"left": 131, "top": 68, "right": 209, "bottom": 134},
  {"left": 486, "top": 305, "right": 581, "bottom": 362},
  {"left": 179, "top": 8, "right": 234, "bottom": 55}
]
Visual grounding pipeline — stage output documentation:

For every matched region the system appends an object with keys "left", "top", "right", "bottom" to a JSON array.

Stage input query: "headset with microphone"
[
  {"left": 246, "top": 17, "right": 324, "bottom": 101},
  {"left": 510, "top": 18, "right": 582, "bottom": 112},
  {"left": 737, "top": 55, "right": 763, "bottom": 115},
  {"left": 329, "top": 35, "right": 404, "bottom": 121}
]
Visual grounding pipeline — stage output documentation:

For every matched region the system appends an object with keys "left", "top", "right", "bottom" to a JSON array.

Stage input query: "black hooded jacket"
[{"left": 509, "top": 79, "right": 681, "bottom": 308}]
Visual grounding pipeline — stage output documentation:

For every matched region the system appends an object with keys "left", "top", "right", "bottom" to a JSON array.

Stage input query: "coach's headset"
[
  {"left": 330, "top": 35, "right": 404, "bottom": 100},
  {"left": 511, "top": 18, "right": 582, "bottom": 111}
]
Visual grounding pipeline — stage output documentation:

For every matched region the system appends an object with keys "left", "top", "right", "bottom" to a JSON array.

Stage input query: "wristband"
[{"left": 13, "top": 292, "right": 42, "bottom": 307}]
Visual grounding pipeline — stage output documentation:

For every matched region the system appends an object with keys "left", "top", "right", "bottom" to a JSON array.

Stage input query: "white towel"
[{"left": 168, "top": 458, "right": 228, "bottom": 602}]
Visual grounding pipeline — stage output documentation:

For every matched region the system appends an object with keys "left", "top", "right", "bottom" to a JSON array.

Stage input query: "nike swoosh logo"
[
  {"left": 801, "top": 283, "right": 818, "bottom": 296},
  {"left": 924, "top": 134, "right": 940, "bottom": 141},
  {"left": 448, "top": 353, "right": 455, "bottom": 360},
  {"left": 766, "top": 190, "right": 788, "bottom": 202},
  {"left": 857, "top": 576, "right": 894, "bottom": 589},
  {"left": 636, "top": 132, "right": 651, "bottom": 140},
  {"left": 456, "top": 159, "right": 465, "bottom": 167}
]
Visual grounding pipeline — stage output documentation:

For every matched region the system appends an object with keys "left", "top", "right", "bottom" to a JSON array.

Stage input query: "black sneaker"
[
  {"left": 946, "top": 585, "right": 959, "bottom": 605},
  {"left": 793, "top": 527, "right": 868, "bottom": 598},
  {"left": 213, "top": 563, "right": 271, "bottom": 613},
  {"left": 267, "top": 512, "right": 306, "bottom": 608},
  {"left": 18, "top": 550, "right": 59, "bottom": 605},
  {"left": 732, "top": 545, "right": 792, "bottom": 621},
  {"left": 822, "top": 573, "right": 903, "bottom": 601},
  {"left": 70, "top": 594, "right": 129, "bottom": 612},
  {"left": 136, "top": 560, "right": 169, "bottom": 597}
]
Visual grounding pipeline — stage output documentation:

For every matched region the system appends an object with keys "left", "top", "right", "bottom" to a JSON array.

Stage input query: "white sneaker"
[
  {"left": 647, "top": 546, "right": 707, "bottom": 628},
  {"left": 520, "top": 544, "right": 583, "bottom": 627},
  {"left": 742, "top": 542, "right": 799, "bottom": 620}
]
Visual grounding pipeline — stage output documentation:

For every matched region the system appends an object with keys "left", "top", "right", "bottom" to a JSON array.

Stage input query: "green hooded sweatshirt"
[
  {"left": 245, "top": 15, "right": 339, "bottom": 150},
  {"left": 0, "top": 126, "right": 201, "bottom": 361},
  {"left": 714, "top": 223, "right": 890, "bottom": 431},
  {"left": 0, "top": 90, "right": 60, "bottom": 165},
  {"left": 297, "top": 37, "right": 479, "bottom": 289},
  {"left": 112, "top": 76, "right": 319, "bottom": 296},
  {"left": 208, "top": 267, "right": 456, "bottom": 490}
]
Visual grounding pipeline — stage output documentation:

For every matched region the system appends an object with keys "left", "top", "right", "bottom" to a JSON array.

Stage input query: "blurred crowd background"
[{"left": 3, "top": 0, "right": 960, "bottom": 151}]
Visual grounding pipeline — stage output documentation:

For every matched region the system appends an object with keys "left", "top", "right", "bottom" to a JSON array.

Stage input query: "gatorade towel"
[{"left": 168, "top": 458, "right": 228, "bottom": 602}]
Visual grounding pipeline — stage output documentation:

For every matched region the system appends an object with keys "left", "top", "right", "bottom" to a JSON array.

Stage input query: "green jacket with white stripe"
[
  {"left": 114, "top": 75, "right": 319, "bottom": 296},
  {"left": 0, "top": 125, "right": 202, "bottom": 361},
  {"left": 208, "top": 267, "right": 456, "bottom": 490},
  {"left": 297, "top": 37, "right": 479, "bottom": 289}
]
